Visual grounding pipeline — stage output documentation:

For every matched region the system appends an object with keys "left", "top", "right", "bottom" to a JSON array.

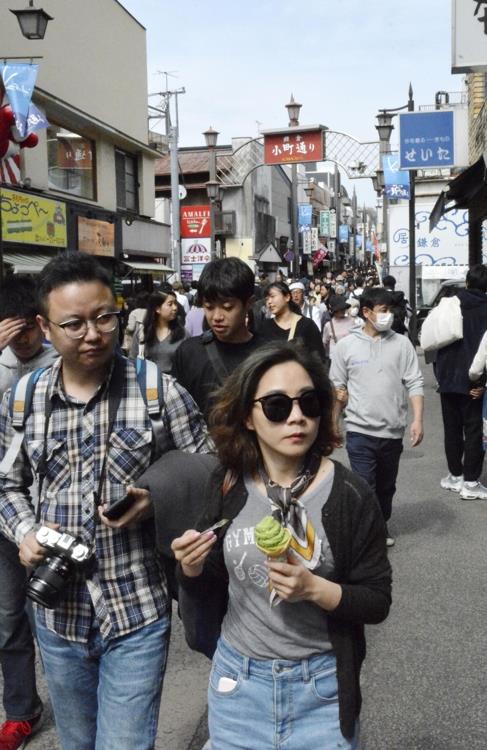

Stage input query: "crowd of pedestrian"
[{"left": 0, "top": 252, "right": 484, "bottom": 749}]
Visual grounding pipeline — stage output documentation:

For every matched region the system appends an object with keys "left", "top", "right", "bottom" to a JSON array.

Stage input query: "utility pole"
[{"left": 149, "top": 86, "right": 185, "bottom": 279}]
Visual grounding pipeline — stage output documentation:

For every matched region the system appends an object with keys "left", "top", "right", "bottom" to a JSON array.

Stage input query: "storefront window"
[{"left": 47, "top": 126, "right": 95, "bottom": 200}]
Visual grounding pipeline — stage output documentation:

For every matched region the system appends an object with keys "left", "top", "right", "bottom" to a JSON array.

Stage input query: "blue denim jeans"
[
  {"left": 208, "top": 638, "right": 358, "bottom": 749},
  {"left": 0, "top": 533, "right": 42, "bottom": 720},
  {"left": 35, "top": 611, "right": 171, "bottom": 750},
  {"left": 346, "top": 431, "right": 403, "bottom": 522}
]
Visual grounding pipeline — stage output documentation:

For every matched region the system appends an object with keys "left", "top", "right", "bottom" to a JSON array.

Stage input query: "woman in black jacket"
[
  {"left": 261, "top": 281, "right": 326, "bottom": 359},
  {"left": 172, "top": 342, "right": 391, "bottom": 749}
]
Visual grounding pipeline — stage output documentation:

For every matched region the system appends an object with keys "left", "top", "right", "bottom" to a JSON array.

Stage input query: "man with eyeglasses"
[
  {"left": 0, "top": 277, "right": 57, "bottom": 750},
  {"left": 0, "top": 252, "right": 212, "bottom": 750}
]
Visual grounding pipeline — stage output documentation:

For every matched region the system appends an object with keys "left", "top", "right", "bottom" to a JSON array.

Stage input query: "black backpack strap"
[{"left": 202, "top": 333, "right": 229, "bottom": 385}]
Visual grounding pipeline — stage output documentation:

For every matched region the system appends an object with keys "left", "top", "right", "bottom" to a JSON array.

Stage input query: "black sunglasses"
[{"left": 253, "top": 390, "right": 322, "bottom": 423}]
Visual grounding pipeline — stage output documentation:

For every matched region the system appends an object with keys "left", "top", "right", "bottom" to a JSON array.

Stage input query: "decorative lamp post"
[
  {"left": 285, "top": 95, "right": 302, "bottom": 277},
  {"left": 203, "top": 127, "right": 219, "bottom": 260},
  {"left": 375, "top": 113, "right": 394, "bottom": 260},
  {"left": 9, "top": 0, "right": 53, "bottom": 39}
]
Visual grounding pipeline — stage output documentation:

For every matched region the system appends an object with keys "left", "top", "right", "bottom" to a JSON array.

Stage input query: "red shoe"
[{"left": 0, "top": 714, "right": 43, "bottom": 750}]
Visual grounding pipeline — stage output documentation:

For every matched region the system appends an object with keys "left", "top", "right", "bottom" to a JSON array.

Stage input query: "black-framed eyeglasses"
[
  {"left": 47, "top": 311, "right": 121, "bottom": 340},
  {"left": 253, "top": 390, "right": 322, "bottom": 423}
]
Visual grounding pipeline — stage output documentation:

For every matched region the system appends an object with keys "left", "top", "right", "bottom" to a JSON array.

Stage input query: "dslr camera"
[{"left": 26, "top": 526, "right": 92, "bottom": 609}]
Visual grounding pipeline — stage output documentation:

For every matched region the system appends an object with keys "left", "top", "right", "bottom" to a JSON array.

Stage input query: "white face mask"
[
  {"left": 371, "top": 311, "right": 393, "bottom": 332},
  {"left": 349, "top": 307, "right": 359, "bottom": 317}
]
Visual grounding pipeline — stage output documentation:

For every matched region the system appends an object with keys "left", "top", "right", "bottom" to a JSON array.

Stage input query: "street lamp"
[
  {"left": 203, "top": 127, "right": 219, "bottom": 260},
  {"left": 285, "top": 95, "right": 301, "bottom": 277},
  {"left": 9, "top": 0, "right": 53, "bottom": 40},
  {"left": 285, "top": 95, "right": 302, "bottom": 127}
]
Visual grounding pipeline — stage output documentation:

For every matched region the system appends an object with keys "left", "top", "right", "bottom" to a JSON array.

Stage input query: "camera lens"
[{"left": 26, "top": 555, "right": 73, "bottom": 609}]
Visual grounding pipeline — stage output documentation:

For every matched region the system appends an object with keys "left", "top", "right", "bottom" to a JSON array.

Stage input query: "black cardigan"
[{"left": 176, "top": 460, "right": 392, "bottom": 740}]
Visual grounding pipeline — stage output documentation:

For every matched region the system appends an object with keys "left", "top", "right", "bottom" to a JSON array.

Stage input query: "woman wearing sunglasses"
[{"left": 171, "top": 342, "right": 391, "bottom": 750}]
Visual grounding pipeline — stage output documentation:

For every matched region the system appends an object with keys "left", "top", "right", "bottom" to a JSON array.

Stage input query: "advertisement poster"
[
  {"left": 78, "top": 217, "right": 115, "bottom": 257},
  {"left": 181, "top": 237, "right": 211, "bottom": 265},
  {"left": 389, "top": 202, "right": 468, "bottom": 266},
  {"left": 0, "top": 188, "right": 67, "bottom": 247},
  {"left": 180, "top": 205, "right": 211, "bottom": 237}
]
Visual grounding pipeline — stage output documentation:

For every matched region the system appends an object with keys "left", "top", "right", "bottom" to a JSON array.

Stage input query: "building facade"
[{"left": 0, "top": 0, "right": 170, "bottom": 278}]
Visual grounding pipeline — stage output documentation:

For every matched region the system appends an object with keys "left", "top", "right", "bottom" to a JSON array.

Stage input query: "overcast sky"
[{"left": 121, "top": 0, "right": 462, "bottom": 202}]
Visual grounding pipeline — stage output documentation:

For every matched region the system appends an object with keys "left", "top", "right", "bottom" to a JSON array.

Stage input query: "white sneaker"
[
  {"left": 460, "top": 481, "right": 487, "bottom": 500},
  {"left": 440, "top": 473, "right": 464, "bottom": 492}
]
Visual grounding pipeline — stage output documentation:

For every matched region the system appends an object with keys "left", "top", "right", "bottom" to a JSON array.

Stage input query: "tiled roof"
[{"left": 154, "top": 146, "right": 232, "bottom": 177}]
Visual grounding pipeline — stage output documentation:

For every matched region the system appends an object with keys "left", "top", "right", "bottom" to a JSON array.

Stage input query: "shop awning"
[
  {"left": 123, "top": 260, "right": 174, "bottom": 275},
  {"left": 429, "top": 152, "right": 487, "bottom": 231},
  {"left": 3, "top": 251, "right": 57, "bottom": 274}
]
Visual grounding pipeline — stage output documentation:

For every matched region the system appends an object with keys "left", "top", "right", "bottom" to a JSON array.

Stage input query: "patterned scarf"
[{"left": 260, "top": 450, "right": 323, "bottom": 572}]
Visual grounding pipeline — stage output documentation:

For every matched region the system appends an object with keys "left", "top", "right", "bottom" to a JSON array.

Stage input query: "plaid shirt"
[{"left": 0, "top": 356, "right": 213, "bottom": 643}]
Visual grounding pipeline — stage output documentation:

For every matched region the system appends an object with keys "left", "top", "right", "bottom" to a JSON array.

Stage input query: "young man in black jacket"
[
  {"left": 435, "top": 264, "right": 487, "bottom": 499},
  {"left": 172, "top": 257, "right": 264, "bottom": 418}
]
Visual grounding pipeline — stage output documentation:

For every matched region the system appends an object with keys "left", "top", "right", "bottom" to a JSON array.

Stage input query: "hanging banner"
[
  {"left": 383, "top": 153, "right": 410, "bottom": 200},
  {"left": 311, "top": 227, "right": 319, "bottom": 252},
  {"left": 338, "top": 224, "right": 349, "bottom": 243},
  {"left": 263, "top": 129, "right": 324, "bottom": 164},
  {"left": 26, "top": 103, "right": 49, "bottom": 134},
  {"left": 302, "top": 228, "right": 312, "bottom": 255},
  {"left": 329, "top": 209, "right": 337, "bottom": 238},
  {"left": 0, "top": 64, "right": 38, "bottom": 139},
  {"left": 319, "top": 209, "right": 330, "bottom": 236},
  {"left": 298, "top": 203, "right": 312, "bottom": 228},
  {"left": 1, "top": 187, "right": 67, "bottom": 247}
]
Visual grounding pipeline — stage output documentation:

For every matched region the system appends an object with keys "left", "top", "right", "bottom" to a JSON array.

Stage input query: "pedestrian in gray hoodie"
[
  {"left": 0, "top": 276, "right": 57, "bottom": 748},
  {"left": 330, "top": 287, "right": 424, "bottom": 546}
]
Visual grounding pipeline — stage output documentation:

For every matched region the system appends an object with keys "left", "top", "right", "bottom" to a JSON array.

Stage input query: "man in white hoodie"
[
  {"left": 0, "top": 276, "right": 57, "bottom": 749},
  {"left": 330, "top": 287, "right": 424, "bottom": 546}
]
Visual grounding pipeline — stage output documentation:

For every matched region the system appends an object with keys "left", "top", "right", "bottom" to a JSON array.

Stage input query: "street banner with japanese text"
[
  {"left": 0, "top": 187, "right": 67, "bottom": 247},
  {"left": 319, "top": 210, "right": 330, "bottom": 236},
  {"left": 329, "top": 209, "right": 337, "bottom": 238},
  {"left": 383, "top": 153, "right": 410, "bottom": 200},
  {"left": 302, "top": 229, "right": 312, "bottom": 255},
  {"left": 264, "top": 129, "right": 323, "bottom": 164},
  {"left": 311, "top": 228, "right": 319, "bottom": 252},
  {"left": 0, "top": 63, "right": 38, "bottom": 139},
  {"left": 338, "top": 224, "right": 349, "bottom": 243},
  {"left": 298, "top": 203, "right": 312, "bottom": 228}
]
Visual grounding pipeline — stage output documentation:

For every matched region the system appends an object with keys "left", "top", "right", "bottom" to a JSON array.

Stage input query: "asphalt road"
[{"left": 3, "top": 354, "right": 487, "bottom": 749}]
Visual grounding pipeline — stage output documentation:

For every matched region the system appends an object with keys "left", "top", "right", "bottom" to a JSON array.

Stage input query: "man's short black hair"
[
  {"left": 359, "top": 287, "right": 393, "bottom": 317},
  {"left": 466, "top": 264, "right": 487, "bottom": 292},
  {"left": 354, "top": 275, "right": 364, "bottom": 287},
  {"left": 37, "top": 252, "right": 113, "bottom": 316},
  {"left": 0, "top": 276, "right": 39, "bottom": 320},
  {"left": 383, "top": 275, "right": 396, "bottom": 290},
  {"left": 198, "top": 257, "right": 255, "bottom": 303}
]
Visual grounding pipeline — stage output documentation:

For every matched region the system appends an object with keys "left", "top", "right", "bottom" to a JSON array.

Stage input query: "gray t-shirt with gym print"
[{"left": 221, "top": 466, "right": 335, "bottom": 660}]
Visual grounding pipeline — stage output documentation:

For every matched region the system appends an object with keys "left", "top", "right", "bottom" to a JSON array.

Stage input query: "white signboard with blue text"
[
  {"left": 389, "top": 202, "right": 468, "bottom": 267},
  {"left": 399, "top": 111, "right": 454, "bottom": 170}
]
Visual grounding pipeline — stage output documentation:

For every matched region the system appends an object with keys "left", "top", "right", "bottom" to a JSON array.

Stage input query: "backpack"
[
  {"left": 0, "top": 357, "right": 165, "bottom": 477},
  {"left": 389, "top": 291, "right": 409, "bottom": 335}
]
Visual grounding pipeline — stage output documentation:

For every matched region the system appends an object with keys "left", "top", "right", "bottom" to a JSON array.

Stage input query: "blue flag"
[
  {"left": 26, "top": 103, "right": 49, "bottom": 133},
  {"left": 0, "top": 63, "right": 38, "bottom": 139},
  {"left": 383, "top": 153, "right": 410, "bottom": 200}
]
